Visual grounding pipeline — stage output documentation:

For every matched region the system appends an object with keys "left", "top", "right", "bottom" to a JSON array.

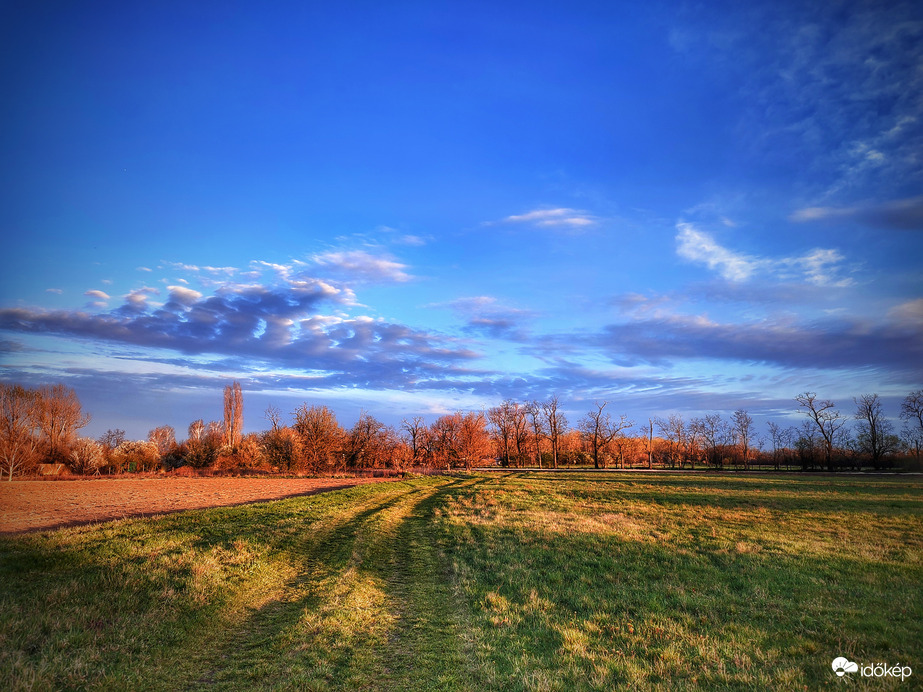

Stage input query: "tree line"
[{"left": 2, "top": 381, "right": 922, "bottom": 479}]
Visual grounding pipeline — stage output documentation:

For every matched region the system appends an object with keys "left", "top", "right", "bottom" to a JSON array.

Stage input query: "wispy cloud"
[
  {"left": 675, "top": 222, "right": 853, "bottom": 286},
  {"left": 672, "top": 2, "right": 923, "bottom": 200},
  {"left": 888, "top": 298, "right": 923, "bottom": 330},
  {"left": 543, "top": 305, "right": 923, "bottom": 375},
  {"left": 430, "top": 295, "right": 535, "bottom": 340},
  {"left": 497, "top": 208, "right": 597, "bottom": 230},
  {"left": 310, "top": 250, "right": 412, "bottom": 283},
  {"left": 676, "top": 223, "right": 756, "bottom": 282},
  {"left": 789, "top": 196, "right": 923, "bottom": 230},
  {"left": 84, "top": 289, "right": 111, "bottom": 309}
]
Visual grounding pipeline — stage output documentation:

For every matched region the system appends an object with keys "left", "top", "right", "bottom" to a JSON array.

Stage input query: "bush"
[
  {"left": 111, "top": 440, "right": 160, "bottom": 473},
  {"left": 67, "top": 437, "right": 104, "bottom": 475}
]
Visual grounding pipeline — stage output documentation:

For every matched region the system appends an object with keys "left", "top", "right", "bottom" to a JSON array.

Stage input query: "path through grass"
[{"left": 1, "top": 472, "right": 921, "bottom": 690}]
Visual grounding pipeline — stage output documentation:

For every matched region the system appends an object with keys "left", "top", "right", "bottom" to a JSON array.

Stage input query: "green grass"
[{"left": 1, "top": 472, "right": 921, "bottom": 690}]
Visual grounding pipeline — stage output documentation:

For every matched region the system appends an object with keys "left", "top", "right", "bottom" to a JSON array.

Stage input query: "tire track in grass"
[
  {"left": 362, "top": 477, "right": 485, "bottom": 691},
  {"left": 176, "top": 475, "right": 484, "bottom": 691},
  {"left": 178, "top": 487, "right": 411, "bottom": 690}
]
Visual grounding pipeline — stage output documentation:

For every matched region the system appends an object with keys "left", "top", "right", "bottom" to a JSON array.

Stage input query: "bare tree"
[
  {"left": 148, "top": 425, "right": 177, "bottom": 457},
  {"left": 184, "top": 419, "right": 222, "bottom": 468},
  {"left": 188, "top": 419, "right": 205, "bottom": 445},
  {"left": 510, "top": 403, "right": 529, "bottom": 467},
  {"left": 401, "top": 416, "right": 428, "bottom": 466},
  {"left": 900, "top": 390, "right": 923, "bottom": 467},
  {"left": 580, "top": 402, "right": 633, "bottom": 469},
  {"left": 345, "top": 412, "right": 389, "bottom": 469},
  {"left": 695, "top": 414, "right": 729, "bottom": 469},
  {"left": 96, "top": 429, "right": 125, "bottom": 474},
  {"left": 795, "top": 419, "right": 822, "bottom": 470},
  {"left": 731, "top": 409, "right": 754, "bottom": 470},
  {"left": 37, "top": 384, "right": 90, "bottom": 463},
  {"left": 260, "top": 425, "right": 301, "bottom": 472},
  {"left": 70, "top": 437, "right": 104, "bottom": 475},
  {"left": 854, "top": 394, "right": 897, "bottom": 469},
  {"left": 541, "top": 395, "right": 567, "bottom": 469},
  {"left": 292, "top": 404, "right": 343, "bottom": 473},
  {"left": 796, "top": 392, "right": 846, "bottom": 472},
  {"left": 223, "top": 381, "right": 244, "bottom": 447},
  {"left": 113, "top": 440, "right": 161, "bottom": 473},
  {"left": 526, "top": 401, "right": 545, "bottom": 467},
  {"left": 656, "top": 415, "right": 692, "bottom": 469},
  {"left": 488, "top": 400, "right": 517, "bottom": 466},
  {"left": 264, "top": 404, "right": 283, "bottom": 432},
  {"left": 767, "top": 421, "right": 787, "bottom": 471},
  {"left": 429, "top": 413, "right": 462, "bottom": 469},
  {"left": 458, "top": 411, "right": 491, "bottom": 469},
  {"left": 0, "top": 384, "right": 41, "bottom": 480}
]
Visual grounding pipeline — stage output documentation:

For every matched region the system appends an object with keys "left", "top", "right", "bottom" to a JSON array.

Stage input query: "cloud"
[
  {"left": 0, "top": 267, "right": 479, "bottom": 391},
  {"left": 45, "top": 288, "right": 63, "bottom": 294},
  {"left": 575, "top": 308, "right": 923, "bottom": 374},
  {"left": 498, "top": 208, "right": 597, "bottom": 230},
  {"left": 675, "top": 222, "right": 852, "bottom": 286},
  {"left": 310, "top": 250, "right": 412, "bottom": 283},
  {"left": 165, "top": 285, "right": 203, "bottom": 307},
  {"left": 84, "top": 290, "right": 111, "bottom": 300},
  {"left": 672, "top": 2, "right": 923, "bottom": 199},
  {"left": 888, "top": 298, "right": 923, "bottom": 329},
  {"left": 676, "top": 223, "right": 756, "bottom": 281},
  {"left": 430, "top": 295, "right": 535, "bottom": 340},
  {"left": 790, "top": 196, "right": 923, "bottom": 230}
]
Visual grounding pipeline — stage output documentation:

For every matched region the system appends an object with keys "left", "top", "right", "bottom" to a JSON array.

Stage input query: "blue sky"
[{"left": 1, "top": 0, "right": 921, "bottom": 439}]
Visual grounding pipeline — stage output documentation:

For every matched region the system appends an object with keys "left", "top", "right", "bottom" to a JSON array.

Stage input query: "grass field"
[{"left": 1, "top": 472, "right": 921, "bottom": 690}]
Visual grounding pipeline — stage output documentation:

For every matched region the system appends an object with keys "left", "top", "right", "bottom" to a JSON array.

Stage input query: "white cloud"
[
  {"left": 163, "top": 262, "right": 236, "bottom": 275},
  {"left": 888, "top": 298, "right": 923, "bottom": 329},
  {"left": 500, "top": 208, "right": 597, "bottom": 229},
  {"left": 675, "top": 222, "right": 852, "bottom": 286},
  {"left": 788, "top": 206, "right": 857, "bottom": 223},
  {"left": 166, "top": 286, "right": 203, "bottom": 306},
  {"left": 311, "top": 250, "right": 412, "bottom": 283},
  {"left": 45, "top": 288, "right": 63, "bottom": 294},
  {"left": 789, "top": 248, "right": 851, "bottom": 288},
  {"left": 84, "top": 290, "right": 111, "bottom": 300},
  {"left": 676, "top": 223, "right": 757, "bottom": 281}
]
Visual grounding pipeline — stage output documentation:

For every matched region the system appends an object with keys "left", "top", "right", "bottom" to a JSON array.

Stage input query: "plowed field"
[{"left": 0, "top": 476, "right": 395, "bottom": 534}]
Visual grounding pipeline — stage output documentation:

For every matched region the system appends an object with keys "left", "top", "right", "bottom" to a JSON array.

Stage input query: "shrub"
[{"left": 111, "top": 440, "right": 160, "bottom": 473}]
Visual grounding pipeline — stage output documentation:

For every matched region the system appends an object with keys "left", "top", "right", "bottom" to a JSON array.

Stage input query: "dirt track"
[{"left": 0, "top": 476, "right": 396, "bottom": 534}]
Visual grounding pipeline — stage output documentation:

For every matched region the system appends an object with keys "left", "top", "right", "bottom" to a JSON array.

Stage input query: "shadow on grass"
[
  {"left": 172, "top": 476, "right": 487, "bottom": 691},
  {"left": 0, "top": 479, "right": 471, "bottom": 691}
]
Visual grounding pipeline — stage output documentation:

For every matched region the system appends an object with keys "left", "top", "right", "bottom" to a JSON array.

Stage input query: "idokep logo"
[
  {"left": 832, "top": 657, "right": 913, "bottom": 682},
  {"left": 832, "top": 657, "right": 858, "bottom": 676}
]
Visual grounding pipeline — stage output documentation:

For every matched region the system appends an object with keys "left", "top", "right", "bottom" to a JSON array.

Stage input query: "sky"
[{"left": 1, "top": 0, "right": 921, "bottom": 440}]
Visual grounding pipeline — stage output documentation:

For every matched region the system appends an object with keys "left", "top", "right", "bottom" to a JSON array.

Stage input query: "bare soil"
[{"left": 0, "top": 476, "right": 397, "bottom": 534}]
